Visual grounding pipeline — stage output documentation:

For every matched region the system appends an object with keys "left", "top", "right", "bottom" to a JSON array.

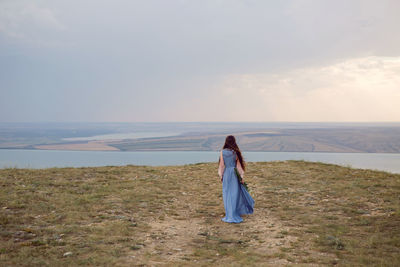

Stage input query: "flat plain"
[
  {"left": 109, "top": 127, "right": 400, "bottom": 152},
  {"left": 1, "top": 161, "right": 399, "bottom": 266},
  {"left": 2, "top": 123, "right": 400, "bottom": 153}
]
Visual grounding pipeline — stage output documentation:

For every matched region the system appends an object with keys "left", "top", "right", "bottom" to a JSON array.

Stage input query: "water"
[{"left": 1, "top": 149, "right": 400, "bottom": 173}]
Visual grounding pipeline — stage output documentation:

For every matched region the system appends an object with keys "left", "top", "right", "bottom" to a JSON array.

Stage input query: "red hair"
[{"left": 222, "top": 135, "right": 245, "bottom": 171}]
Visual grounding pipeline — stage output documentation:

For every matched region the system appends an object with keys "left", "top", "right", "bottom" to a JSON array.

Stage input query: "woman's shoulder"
[{"left": 222, "top": 148, "right": 234, "bottom": 153}]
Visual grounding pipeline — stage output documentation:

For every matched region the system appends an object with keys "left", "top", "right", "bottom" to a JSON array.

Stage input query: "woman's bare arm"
[
  {"left": 236, "top": 158, "right": 245, "bottom": 178},
  {"left": 218, "top": 150, "right": 225, "bottom": 181}
]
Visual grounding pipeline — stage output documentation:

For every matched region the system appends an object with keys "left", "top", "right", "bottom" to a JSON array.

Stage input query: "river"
[{"left": 1, "top": 149, "right": 399, "bottom": 173}]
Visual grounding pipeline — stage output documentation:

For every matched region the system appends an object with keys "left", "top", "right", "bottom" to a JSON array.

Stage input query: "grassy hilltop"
[{"left": 0, "top": 161, "right": 399, "bottom": 266}]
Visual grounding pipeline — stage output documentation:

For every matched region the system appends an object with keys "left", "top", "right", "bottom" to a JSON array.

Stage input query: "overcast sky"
[{"left": 1, "top": 0, "right": 399, "bottom": 122}]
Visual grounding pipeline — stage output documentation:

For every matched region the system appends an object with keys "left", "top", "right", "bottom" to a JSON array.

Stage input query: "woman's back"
[{"left": 222, "top": 149, "right": 236, "bottom": 168}]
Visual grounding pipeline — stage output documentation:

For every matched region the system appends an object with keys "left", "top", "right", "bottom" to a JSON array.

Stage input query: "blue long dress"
[{"left": 221, "top": 149, "right": 255, "bottom": 223}]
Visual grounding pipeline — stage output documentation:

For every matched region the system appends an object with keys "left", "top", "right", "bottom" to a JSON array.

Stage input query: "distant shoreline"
[{"left": 3, "top": 147, "right": 400, "bottom": 154}]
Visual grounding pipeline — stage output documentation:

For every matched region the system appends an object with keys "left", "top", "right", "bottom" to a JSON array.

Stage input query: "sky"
[{"left": 1, "top": 0, "right": 399, "bottom": 122}]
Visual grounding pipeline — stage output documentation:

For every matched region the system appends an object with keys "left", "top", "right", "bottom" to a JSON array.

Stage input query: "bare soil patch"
[{"left": 34, "top": 141, "right": 119, "bottom": 151}]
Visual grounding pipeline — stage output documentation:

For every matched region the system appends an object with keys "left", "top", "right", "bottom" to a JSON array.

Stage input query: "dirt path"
[
  {"left": 124, "top": 162, "right": 340, "bottom": 266},
  {"left": 130, "top": 210, "right": 297, "bottom": 266}
]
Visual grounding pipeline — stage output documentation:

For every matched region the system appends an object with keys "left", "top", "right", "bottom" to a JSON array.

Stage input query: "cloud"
[
  {"left": 210, "top": 56, "right": 400, "bottom": 121},
  {"left": 1, "top": 1, "right": 400, "bottom": 122},
  {"left": 0, "top": 0, "right": 67, "bottom": 46}
]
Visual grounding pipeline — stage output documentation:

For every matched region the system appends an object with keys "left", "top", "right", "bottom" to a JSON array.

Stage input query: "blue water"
[{"left": 0, "top": 149, "right": 399, "bottom": 174}]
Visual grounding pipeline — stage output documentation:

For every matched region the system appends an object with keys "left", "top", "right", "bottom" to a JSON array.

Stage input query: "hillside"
[
  {"left": 109, "top": 127, "right": 400, "bottom": 153},
  {"left": 2, "top": 123, "right": 400, "bottom": 153},
  {"left": 0, "top": 162, "right": 399, "bottom": 266}
]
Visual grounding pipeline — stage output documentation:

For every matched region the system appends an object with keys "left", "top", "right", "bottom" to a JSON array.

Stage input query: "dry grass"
[{"left": 0, "top": 161, "right": 399, "bottom": 266}]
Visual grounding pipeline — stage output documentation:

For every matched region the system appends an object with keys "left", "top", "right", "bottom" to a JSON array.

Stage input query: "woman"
[{"left": 218, "top": 135, "right": 255, "bottom": 223}]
